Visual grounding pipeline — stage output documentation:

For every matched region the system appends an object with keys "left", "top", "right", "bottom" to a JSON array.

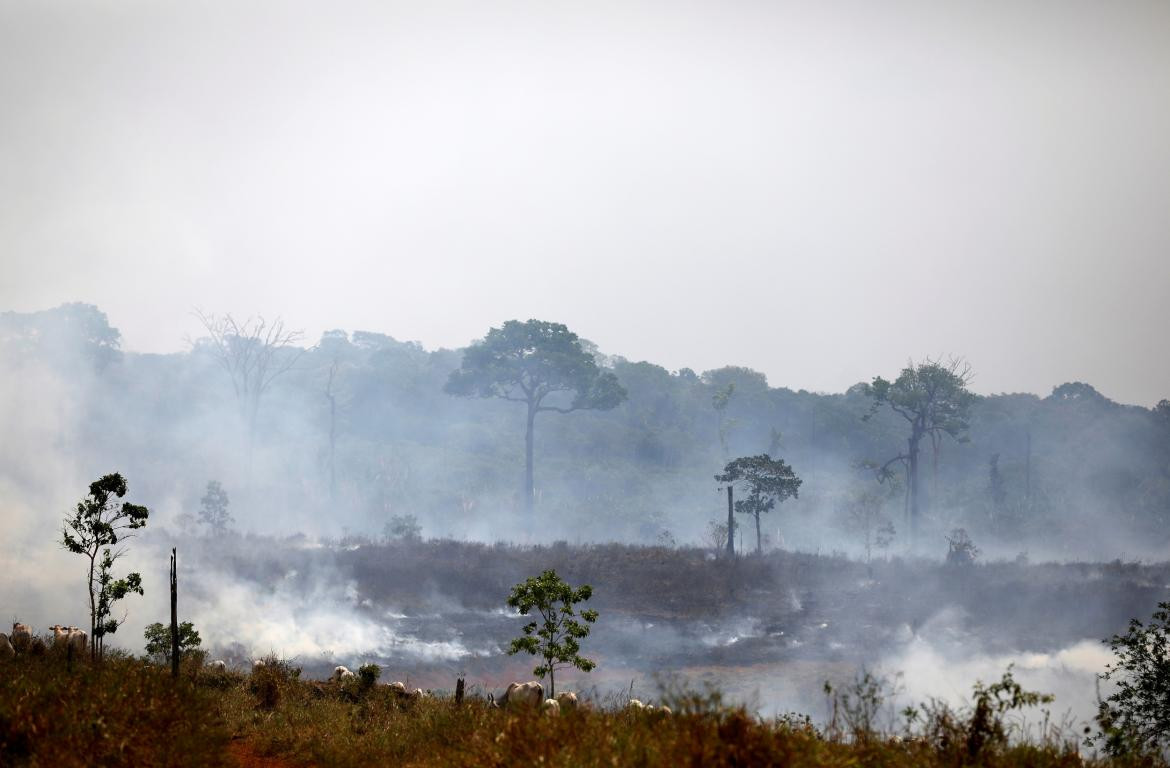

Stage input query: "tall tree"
[
  {"left": 61, "top": 473, "right": 149, "bottom": 660},
  {"left": 715, "top": 454, "right": 802, "bottom": 553},
  {"left": 198, "top": 480, "right": 232, "bottom": 535},
  {"left": 444, "top": 320, "right": 626, "bottom": 516},
  {"left": 864, "top": 358, "right": 976, "bottom": 541}
]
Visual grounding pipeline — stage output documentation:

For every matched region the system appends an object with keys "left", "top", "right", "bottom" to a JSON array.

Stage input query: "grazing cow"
[
  {"left": 331, "top": 665, "right": 354, "bottom": 682},
  {"left": 501, "top": 681, "right": 544, "bottom": 708},
  {"left": 412, "top": 688, "right": 425, "bottom": 699},
  {"left": 388, "top": 681, "right": 408, "bottom": 696},
  {"left": 659, "top": 705, "right": 673, "bottom": 715},
  {"left": 252, "top": 659, "right": 266, "bottom": 671},
  {"left": 11, "top": 623, "right": 31, "bottom": 653},
  {"left": 542, "top": 698, "right": 560, "bottom": 715},
  {"left": 555, "top": 691, "right": 578, "bottom": 710},
  {"left": 0, "top": 633, "right": 13, "bottom": 661},
  {"left": 208, "top": 660, "right": 227, "bottom": 672},
  {"left": 627, "top": 699, "right": 646, "bottom": 711}
]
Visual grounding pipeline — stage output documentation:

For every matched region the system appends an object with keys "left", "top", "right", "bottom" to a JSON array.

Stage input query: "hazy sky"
[{"left": 2, "top": 0, "right": 1168, "bottom": 405}]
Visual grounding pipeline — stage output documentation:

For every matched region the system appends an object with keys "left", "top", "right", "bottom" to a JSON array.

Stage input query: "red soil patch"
[{"left": 228, "top": 739, "right": 303, "bottom": 768}]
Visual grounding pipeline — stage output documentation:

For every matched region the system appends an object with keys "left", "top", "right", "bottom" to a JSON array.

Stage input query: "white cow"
[
  {"left": 542, "top": 698, "right": 560, "bottom": 714},
  {"left": 388, "top": 681, "right": 408, "bottom": 696},
  {"left": 252, "top": 659, "right": 267, "bottom": 671},
  {"left": 331, "top": 665, "right": 355, "bottom": 682},
  {"left": 208, "top": 659, "right": 228, "bottom": 672},
  {"left": 627, "top": 699, "right": 646, "bottom": 711},
  {"left": 49, "top": 625, "right": 71, "bottom": 651},
  {"left": 10, "top": 623, "right": 31, "bottom": 653},
  {"left": 501, "top": 681, "right": 544, "bottom": 708},
  {"left": 0, "top": 632, "right": 13, "bottom": 661},
  {"left": 555, "top": 691, "right": 578, "bottom": 710},
  {"left": 67, "top": 628, "right": 87, "bottom": 657}
]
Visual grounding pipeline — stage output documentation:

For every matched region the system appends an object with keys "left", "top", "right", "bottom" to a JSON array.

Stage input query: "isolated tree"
[
  {"left": 198, "top": 480, "right": 232, "bottom": 535},
  {"left": 193, "top": 311, "right": 306, "bottom": 449},
  {"left": 715, "top": 454, "right": 802, "bottom": 553},
  {"left": 506, "top": 569, "right": 598, "bottom": 698},
  {"left": 61, "top": 473, "right": 149, "bottom": 660},
  {"left": 144, "top": 620, "right": 201, "bottom": 665},
  {"left": 864, "top": 358, "right": 977, "bottom": 540},
  {"left": 1096, "top": 601, "right": 1170, "bottom": 755},
  {"left": 444, "top": 320, "right": 626, "bottom": 516},
  {"left": 384, "top": 513, "right": 422, "bottom": 542}
]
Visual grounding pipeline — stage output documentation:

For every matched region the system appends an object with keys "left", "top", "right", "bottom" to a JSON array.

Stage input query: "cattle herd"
[
  {"left": 1, "top": 621, "right": 88, "bottom": 661},
  {"left": 2, "top": 623, "right": 670, "bottom": 715}
]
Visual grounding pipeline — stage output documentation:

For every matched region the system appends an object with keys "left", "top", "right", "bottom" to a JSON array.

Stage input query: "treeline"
[{"left": 2, "top": 303, "right": 1168, "bottom": 560}]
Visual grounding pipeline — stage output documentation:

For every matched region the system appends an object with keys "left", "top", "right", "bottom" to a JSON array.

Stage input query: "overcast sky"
[{"left": 2, "top": 0, "right": 1168, "bottom": 405}]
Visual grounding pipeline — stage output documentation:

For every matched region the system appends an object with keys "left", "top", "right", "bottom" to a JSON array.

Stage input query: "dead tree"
[{"left": 193, "top": 311, "right": 306, "bottom": 454}]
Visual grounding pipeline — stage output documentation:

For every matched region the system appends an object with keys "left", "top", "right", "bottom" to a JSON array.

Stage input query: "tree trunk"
[
  {"left": 525, "top": 403, "right": 537, "bottom": 518},
  {"left": 548, "top": 664, "right": 555, "bottom": 699},
  {"left": 726, "top": 486, "right": 734, "bottom": 558},
  {"left": 1024, "top": 428, "right": 1032, "bottom": 504},
  {"left": 455, "top": 677, "right": 465, "bottom": 706},
  {"left": 88, "top": 552, "right": 97, "bottom": 661},
  {"left": 754, "top": 512, "right": 762, "bottom": 554},
  {"left": 170, "top": 548, "right": 179, "bottom": 679},
  {"left": 908, "top": 432, "right": 922, "bottom": 544},
  {"left": 328, "top": 392, "right": 336, "bottom": 500}
]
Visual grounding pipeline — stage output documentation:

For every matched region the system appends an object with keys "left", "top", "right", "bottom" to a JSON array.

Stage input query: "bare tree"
[{"left": 193, "top": 311, "right": 306, "bottom": 448}]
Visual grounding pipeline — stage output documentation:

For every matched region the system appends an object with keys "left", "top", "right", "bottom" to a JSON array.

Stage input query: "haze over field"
[
  {"left": 2, "top": 0, "right": 1170, "bottom": 405},
  {"left": 1, "top": 0, "right": 1169, "bottom": 738}
]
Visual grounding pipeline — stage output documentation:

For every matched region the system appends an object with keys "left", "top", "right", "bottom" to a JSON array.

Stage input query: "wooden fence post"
[{"left": 170, "top": 547, "right": 179, "bottom": 679}]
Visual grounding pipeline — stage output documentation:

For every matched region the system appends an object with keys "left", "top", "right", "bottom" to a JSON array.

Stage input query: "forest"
[{"left": 3, "top": 302, "right": 1167, "bottom": 562}]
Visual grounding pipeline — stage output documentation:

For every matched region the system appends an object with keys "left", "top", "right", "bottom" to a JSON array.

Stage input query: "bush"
[{"left": 1095, "top": 601, "right": 1170, "bottom": 755}]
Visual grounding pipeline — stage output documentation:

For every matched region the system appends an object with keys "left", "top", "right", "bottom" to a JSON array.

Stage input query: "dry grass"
[
  {"left": 206, "top": 661, "right": 1167, "bottom": 768},
  {"left": 0, "top": 650, "right": 229, "bottom": 767},
  {"left": 4, "top": 649, "right": 1168, "bottom": 768}
]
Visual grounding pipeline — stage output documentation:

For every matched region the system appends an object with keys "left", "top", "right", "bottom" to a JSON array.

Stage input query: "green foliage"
[
  {"left": 506, "top": 569, "right": 599, "bottom": 697},
  {"left": 716, "top": 454, "right": 802, "bottom": 552},
  {"left": 1095, "top": 601, "right": 1170, "bottom": 755},
  {"left": 60, "top": 473, "right": 149, "bottom": 659},
  {"left": 445, "top": 319, "right": 626, "bottom": 412},
  {"left": 358, "top": 663, "right": 382, "bottom": 689},
  {"left": 144, "top": 621, "right": 202, "bottom": 665},
  {"left": 198, "top": 480, "right": 232, "bottom": 535},
  {"left": 866, "top": 359, "right": 979, "bottom": 441},
  {"left": 384, "top": 513, "right": 422, "bottom": 541}
]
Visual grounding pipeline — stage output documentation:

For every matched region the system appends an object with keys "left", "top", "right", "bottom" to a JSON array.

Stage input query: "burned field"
[{"left": 186, "top": 537, "right": 1170, "bottom": 706}]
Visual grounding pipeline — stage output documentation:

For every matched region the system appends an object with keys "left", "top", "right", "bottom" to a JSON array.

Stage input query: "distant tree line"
[{"left": 5, "top": 303, "right": 1169, "bottom": 559}]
